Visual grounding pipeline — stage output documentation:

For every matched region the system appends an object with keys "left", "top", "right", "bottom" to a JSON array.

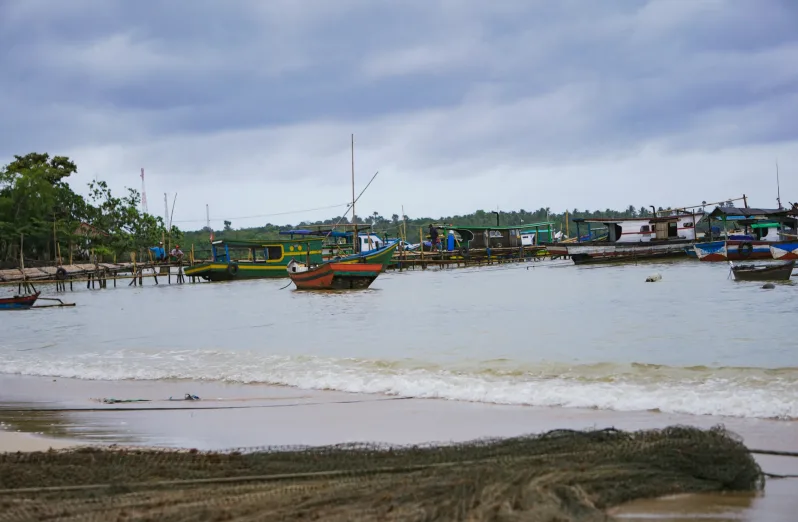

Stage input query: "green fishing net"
[{"left": 0, "top": 425, "right": 763, "bottom": 521}]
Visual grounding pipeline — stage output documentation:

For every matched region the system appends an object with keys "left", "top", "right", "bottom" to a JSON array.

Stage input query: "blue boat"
[{"left": 771, "top": 242, "right": 798, "bottom": 261}]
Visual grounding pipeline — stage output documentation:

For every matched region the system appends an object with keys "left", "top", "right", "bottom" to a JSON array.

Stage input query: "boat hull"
[
  {"left": 0, "top": 292, "right": 40, "bottom": 310},
  {"left": 695, "top": 240, "right": 784, "bottom": 261},
  {"left": 771, "top": 243, "right": 798, "bottom": 261},
  {"left": 184, "top": 263, "right": 298, "bottom": 281},
  {"left": 289, "top": 262, "right": 382, "bottom": 290},
  {"left": 548, "top": 240, "right": 693, "bottom": 265},
  {"left": 730, "top": 260, "right": 795, "bottom": 281}
]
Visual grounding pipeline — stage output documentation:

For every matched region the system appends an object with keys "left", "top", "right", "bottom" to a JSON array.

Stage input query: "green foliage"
[{"left": 0, "top": 152, "right": 180, "bottom": 264}]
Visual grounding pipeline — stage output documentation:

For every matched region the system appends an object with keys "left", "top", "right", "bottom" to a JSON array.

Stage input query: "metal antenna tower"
[{"left": 140, "top": 168, "right": 149, "bottom": 214}]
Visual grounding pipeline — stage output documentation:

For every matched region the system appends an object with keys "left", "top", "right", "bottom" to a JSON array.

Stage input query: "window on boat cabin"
[
  {"left": 668, "top": 222, "right": 678, "bottom": 237},
  {"left": 683, "top": 222, "right": 694, "bottom": 228},
  {"left": 640, "top": 225, "right": 650, "bottom": 233},
  {"left": 264, "top": 246, "right": 283, "bottom": 260}
]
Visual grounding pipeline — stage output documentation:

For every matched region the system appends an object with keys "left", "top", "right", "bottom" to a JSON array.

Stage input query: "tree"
[
  {"left": 223, "top": 220, "right": 232, "bottom": 231},
  {"left": 4, "top": 152, "right": 77, "bottom": 185},
  {"left": 0, "top": 152, "right": 177, "bottom": 264}
]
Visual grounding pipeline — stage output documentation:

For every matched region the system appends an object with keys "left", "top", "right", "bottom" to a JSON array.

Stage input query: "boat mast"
[
  {"left": 351, "top": 133, "right": 357, "bottom": 254},
  {"left": 777, "top": 161, "right": 782, "bottom": 209}
]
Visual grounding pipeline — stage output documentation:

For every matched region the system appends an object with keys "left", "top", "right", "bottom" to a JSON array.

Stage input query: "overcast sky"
[{"left": 1, "top": 0, "right": 796, "bottom": 229}]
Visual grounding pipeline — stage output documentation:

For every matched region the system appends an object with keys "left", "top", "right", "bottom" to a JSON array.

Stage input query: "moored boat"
[
  {"left": 0, "top": 291, "right": 40, "bottom": 310},
  {"left": 771, "top": 243, "right": 798, "bottom": 261},
  {"left": 331, "top": 241, "right": 398, "bottom": 266},
  {"left": 547, "top": 212, "right": 703, "bottom": 265},
  {"left": 694, "top": 240, "right": 783, "bottom": 261},
  {"left": 287, "top": 259, "right": 384, "bottom": 290},
  {"left": 729, "top": 260, "right": 795, "bottom": 282},
  {"left": 694, "top": 206, "right": 797, "bottom": 261},
  {"left": 184, "top": 238, "right": 324, "bottom": 282}
]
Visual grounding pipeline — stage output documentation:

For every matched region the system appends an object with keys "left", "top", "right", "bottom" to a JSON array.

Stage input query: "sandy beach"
[{"left": 1, "top": 373, "right": 796, "bottom": 520}]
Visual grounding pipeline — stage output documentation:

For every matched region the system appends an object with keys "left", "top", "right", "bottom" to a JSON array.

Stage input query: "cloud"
[{"left": 1, "top": 0, "right": 797, "bottom": 227}]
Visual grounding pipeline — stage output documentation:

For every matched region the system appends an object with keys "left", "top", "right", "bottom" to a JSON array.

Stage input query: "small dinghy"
[{"left": 729, "top": 260, "right": 795, "bottom": 282}]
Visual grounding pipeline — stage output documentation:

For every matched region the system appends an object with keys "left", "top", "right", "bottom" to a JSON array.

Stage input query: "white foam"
[{"left": 1, "top": 350, "right": 796, "bottom": 420}]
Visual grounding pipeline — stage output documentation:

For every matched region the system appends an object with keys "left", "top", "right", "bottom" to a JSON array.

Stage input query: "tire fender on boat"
[
  {"left": 227, "top": 263, "right": 239, "bottom": 276},
  {"left": 738, "top": 242, "right": 753, "bottom": 258},
  {"left": 55, "top": 267, "right": 68, "bottom": 280}
]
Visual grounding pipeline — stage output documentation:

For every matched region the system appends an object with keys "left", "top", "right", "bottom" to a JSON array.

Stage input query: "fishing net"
[{"left": 0, "top": 424, "right": 763, "bottom": 521}]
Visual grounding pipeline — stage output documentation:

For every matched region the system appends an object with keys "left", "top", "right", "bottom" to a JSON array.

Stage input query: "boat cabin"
[
  {"left": 574, "top": 213, "right": 704, "bottom": 243},
  {"left": 210, "top": 238, "right": 323, "bottom": 265},
  {"left": 520, "top": 222, "right": 556, "bottom": 246},
  {"left": 430, "top": 224, "right": 523, "bottom": 250},
  {"left": 704, "top": 206, "right": 797, "bottom": 241},
  {"left": 427, "top": 222, "right": 558, "bottom": 251}
]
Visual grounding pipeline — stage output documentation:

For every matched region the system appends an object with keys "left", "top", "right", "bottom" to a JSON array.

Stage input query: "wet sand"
[
  {"left": 0, "top": 426, "right": 77, "bottom": 452},
  {"left": 1, "top": 374, "right": 796, "bottom": 520}
]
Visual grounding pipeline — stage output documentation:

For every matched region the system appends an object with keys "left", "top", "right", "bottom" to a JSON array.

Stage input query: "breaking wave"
[{"left": 1, "top": 350, "right": 796, "bottom": 420}]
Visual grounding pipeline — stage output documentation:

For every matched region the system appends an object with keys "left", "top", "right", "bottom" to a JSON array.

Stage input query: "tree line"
[{"left": 0, "top": 153, "right": 181, "bottom": 267}]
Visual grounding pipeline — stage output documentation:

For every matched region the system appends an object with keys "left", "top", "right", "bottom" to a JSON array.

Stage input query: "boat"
[
  {"left": 694, "top": 206, "right": 797, "bottom": 261},
  {"left": 0, "top": 291, "right": 40, "bottom": 310},
  {"left": 331, "top": 240, "right": 399, "bottom": 266},
  {"left": 287, "top": 259, "right": 385, "bottom": 290},
  {"left": 771, "top": 243, "right": 798, "bottom": 260},
  {"left": 729, "top": 260, "right": 795, "bottom": 281},
  {"left": 547, "top": 212, "right": 704, "bottom": 265},
  {"left": 279, "top": 228, "right": 400, "bottom": 265},
  {"left": 184, "top": 238, "right": 324, "bottom": 281}
]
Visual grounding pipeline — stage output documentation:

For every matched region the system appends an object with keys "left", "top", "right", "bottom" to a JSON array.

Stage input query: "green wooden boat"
[
  {"left": 330, "top": 240, "right": 399, "bottom": 267},
  {"left": 185, "top": 239, "right": 324, "bottom": 281}
]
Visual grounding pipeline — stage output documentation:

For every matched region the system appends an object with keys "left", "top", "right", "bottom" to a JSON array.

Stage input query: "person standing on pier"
[
  {"left": 428, "top": 224, "right": 439, "bottom": 252},
  {"left": 149, "top": 242, "right": 165, "bottom": 262}
]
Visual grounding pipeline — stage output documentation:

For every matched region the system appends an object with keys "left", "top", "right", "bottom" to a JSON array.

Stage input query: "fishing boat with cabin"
[
  {"left": 693, "top": 206, "right": 798, "bottom": 262},
  {"left": 184, "top": 238, "right": 324, "bottom": 281},
  {"left": 546, "top": 211, "right": 704, "bottom": 265}
]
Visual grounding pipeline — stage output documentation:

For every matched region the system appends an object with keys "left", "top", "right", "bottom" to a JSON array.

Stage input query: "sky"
[{"left": 1, "top": 0, "right": 797, "bottom": 230}]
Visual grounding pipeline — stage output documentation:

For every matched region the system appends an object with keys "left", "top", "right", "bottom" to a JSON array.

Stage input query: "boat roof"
[
  {"left": 574, "top": 213, "right": 700, "bottom": 224},
  {"left": 707, "top": 206, "right": 791, "bottom": 220},
  {"left": 431, "top": 222, "right": 555, "bottom": 231},
  {"left": 211, "top": 238, "right": 321, "bottom": 248},
  {"left": 279, "top": 228, "right": 380, "bottom": 238}
]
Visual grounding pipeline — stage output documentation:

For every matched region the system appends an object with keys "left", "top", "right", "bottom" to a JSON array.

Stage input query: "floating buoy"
[
  {"left": 645, "top": 274, "right": 662, "bottom": 282},
  {"left": 762, "top": 283, "right": 775, "bottom": 289}
]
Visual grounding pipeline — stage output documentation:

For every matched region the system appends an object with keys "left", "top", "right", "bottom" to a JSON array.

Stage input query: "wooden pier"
[
  {"left": 0, "top": 261, "right": 192, "bottom": 291},
  {"left": 388, "top": 246, "right": 549, "bottom": 271},
  {"left": 0, "top": 244, "right": 552, "bottom": 292}
]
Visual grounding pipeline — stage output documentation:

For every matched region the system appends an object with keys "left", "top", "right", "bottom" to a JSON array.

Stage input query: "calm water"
[{"left": 2, "top": 259, "right": 797, "bottom": 419}]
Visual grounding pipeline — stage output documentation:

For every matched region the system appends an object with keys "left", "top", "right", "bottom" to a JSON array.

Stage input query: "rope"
[
  {"left": 764, "top": 472, "right": 798, "bottom": 479},
  {"left": 750, "top": 448, "right": 798, "bottom": 458}
]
